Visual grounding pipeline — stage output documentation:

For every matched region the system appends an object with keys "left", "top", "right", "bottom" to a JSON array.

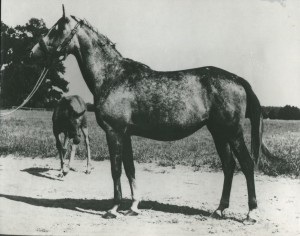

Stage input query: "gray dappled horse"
[
  {"left": 53, "top": 95, "right": 91, "bottom": 177},
  {"left": 31, "top": 6, "right": 276, "bottom": 222}
]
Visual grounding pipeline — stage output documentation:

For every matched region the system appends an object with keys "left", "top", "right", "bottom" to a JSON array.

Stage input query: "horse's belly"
[
  {"left": 129, "top": 96, "right": 209, "bottom": 140},
  {"left": 129, "top": 119, "right": 207, "bottom": 141}
]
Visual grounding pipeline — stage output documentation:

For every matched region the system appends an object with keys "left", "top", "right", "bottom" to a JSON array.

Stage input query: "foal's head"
[
  {"left": 57, "top": 96, "right": 86, "bottom": 145},
  {"left": 30, "top": 5, "right": 79, "bottom": 64}
]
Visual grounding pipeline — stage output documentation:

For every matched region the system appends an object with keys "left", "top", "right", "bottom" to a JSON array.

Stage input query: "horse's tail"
[
  {"left": 239, "top": 79, "right": 276, "bottom": 165},
  {"left": 243, "top": 80, "right": 262, "bottom": 165}
]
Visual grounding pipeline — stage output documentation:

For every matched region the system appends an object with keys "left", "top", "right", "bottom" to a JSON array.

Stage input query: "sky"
[{"left": 2, "top": 0, "right": 300, "bottom": 107}]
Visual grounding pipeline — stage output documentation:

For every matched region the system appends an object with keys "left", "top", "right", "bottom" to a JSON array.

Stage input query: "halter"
[{"left": 39, "top": 17, "right": 84, "bottom": 65}]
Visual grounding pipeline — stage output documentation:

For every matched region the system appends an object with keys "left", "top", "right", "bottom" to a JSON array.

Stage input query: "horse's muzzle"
[{"left": 73, "top": 135, "right": 81, "bottom": 145}]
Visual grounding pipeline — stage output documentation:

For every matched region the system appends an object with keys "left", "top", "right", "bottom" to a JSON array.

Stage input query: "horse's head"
[{"left": 30, "top": 5, "right": 81, "bottom": 65}]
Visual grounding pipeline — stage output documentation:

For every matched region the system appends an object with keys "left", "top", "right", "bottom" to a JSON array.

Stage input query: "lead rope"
[{"left": 0, "top": 67, "right": 49, "bottom": 117}]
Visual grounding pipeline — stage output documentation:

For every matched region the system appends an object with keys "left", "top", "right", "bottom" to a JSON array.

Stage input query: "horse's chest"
[{"left": 97, "top": 89, "right": 135, "bottom": 125}]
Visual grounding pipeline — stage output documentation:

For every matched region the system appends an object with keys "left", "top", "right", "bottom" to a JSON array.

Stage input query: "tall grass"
[{"left": 0, "top": 110, "right": 299, "bottom": 177}]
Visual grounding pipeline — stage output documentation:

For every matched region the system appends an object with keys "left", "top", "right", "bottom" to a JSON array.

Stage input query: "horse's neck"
[{"left": 73, "top": 27, "right": 123, "bottom": 95}]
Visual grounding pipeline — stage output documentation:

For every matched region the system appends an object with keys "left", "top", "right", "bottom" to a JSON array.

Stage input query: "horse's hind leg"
[
  {"left": 229, "top": 126, "right": 258, "bottom": 223},
  {"left": 209, "top": 128, "right": 236, "bottom": 218},
  {"left": 122, "top": 135, "right": 140, "bottom": 216}
]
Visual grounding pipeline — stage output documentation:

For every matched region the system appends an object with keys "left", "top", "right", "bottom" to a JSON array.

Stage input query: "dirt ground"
[{"left": 0, "top": 156, "right": 299, "bottom": 236}]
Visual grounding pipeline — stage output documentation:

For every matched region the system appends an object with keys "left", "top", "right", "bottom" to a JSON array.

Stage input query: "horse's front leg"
[
  {"left": 103, "top": 129, "right": 123, "bottom": 219},
  {"left": 122, "top": 135, "right": 140, "bottom": 216}
]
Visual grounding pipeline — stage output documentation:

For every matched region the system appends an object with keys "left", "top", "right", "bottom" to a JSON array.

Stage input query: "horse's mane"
[
  {"left": 73, "top": 17, "right": 152, "bottom": 70},
  {"left": 80, "top": 17, "right": 122, "bottom": 57}
]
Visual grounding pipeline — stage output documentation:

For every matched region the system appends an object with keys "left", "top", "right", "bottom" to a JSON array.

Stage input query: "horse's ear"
[
  {"left": 70, "top": 15, "right": 80, "bottom": 23},
  {"left": 62, "top": 4, "right": 66, "bottom": 19}
]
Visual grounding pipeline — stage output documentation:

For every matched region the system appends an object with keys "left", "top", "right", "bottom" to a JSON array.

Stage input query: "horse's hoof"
[
  {"left": 70, "top": 167, "right": 77, "bottom": 172},
  {"left": 210, "top": 210, "right": 224, "bottom": 219},
  {"left": 125, "top": 209, "right": 139, "bottom": 216},
  {"left": 57, "top": 173, "right": 64, "bottom": 178},
  {"left": 102, "top": 211, "right": 118, "bottom": 219},
  {"left": 88, "top": 165, "right": 95, "bottom": 170},
  {"left": 85, "top": 170, "right": 91, "bottom": 175},
  {"left": 244, "top": 208, "right": 260, "bottom": 225},
  {"left": 243, "top": 216, "right": 256, "bottom": 225}
]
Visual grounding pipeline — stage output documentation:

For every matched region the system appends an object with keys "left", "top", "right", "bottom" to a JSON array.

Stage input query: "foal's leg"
[
  {"left": 67, "top": 143, "right": 78, "bottom": 173},
  {"left": 210, "top": 132, "right": 236, "bottom": 218},
  {"left": 61, "top": 134, "right": 71, "bottom": 175},
  {"left": 122, "top": 135, "right": 140, "bottom": 216},
  {"left": 81, "top": 127, "right": 92, "bottom": 174},
  {"left": 230, "top": 127, "right": 258, "bottom": 223},
  {"left": 103, "top": 129, "right": 123, "bottom": 219},
  {"left": 63, "top": 134, "right": 69, "bottom": 155},
  {"left": 54, "top": 132, "right": 65, "bottom": 177}
]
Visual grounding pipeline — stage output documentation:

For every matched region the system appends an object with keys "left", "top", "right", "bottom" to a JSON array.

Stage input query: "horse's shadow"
[
  {"left": 0, "top": 193, "right": 208, "bottom": 217},
  {"left": 21, "top": 167, "right": 63, "bottom": 181},
  {"left": 0, "top": 193, "right": 243, "bottom": 223}
]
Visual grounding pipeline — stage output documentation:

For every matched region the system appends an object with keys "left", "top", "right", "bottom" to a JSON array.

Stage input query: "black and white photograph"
[{"left": 1, "top": 0, "right": 300, "bottom": 235}]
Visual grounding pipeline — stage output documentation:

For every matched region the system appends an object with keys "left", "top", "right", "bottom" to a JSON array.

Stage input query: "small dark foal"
[{"left": 52, "top": 95, "right": 91, "bottom": 177}]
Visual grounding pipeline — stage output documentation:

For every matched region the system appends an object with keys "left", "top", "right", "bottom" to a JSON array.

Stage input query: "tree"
[{"left": 0, "top": 19, "right": 68, "bottom": 108}]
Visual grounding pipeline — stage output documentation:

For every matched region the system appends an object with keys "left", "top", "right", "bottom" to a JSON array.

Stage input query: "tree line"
[{"left": 262, "top": 105, "right": 300, "bottom": 120}]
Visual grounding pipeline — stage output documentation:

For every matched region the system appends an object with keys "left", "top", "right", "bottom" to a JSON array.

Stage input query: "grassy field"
[{"left": 0, "top": 110, "right": 299, "bottom": 177}]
